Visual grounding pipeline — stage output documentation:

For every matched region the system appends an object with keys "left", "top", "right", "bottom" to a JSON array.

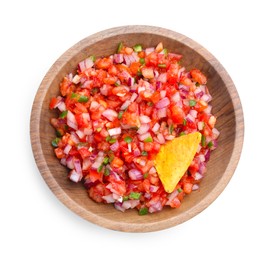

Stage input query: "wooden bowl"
[{"left": 30, "top": 26, "right": 244, "bottom": 232}]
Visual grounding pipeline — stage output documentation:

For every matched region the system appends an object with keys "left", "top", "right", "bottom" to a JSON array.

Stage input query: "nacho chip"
[{"left": 154, "top": 132, "right": 201, "bottom": 193}]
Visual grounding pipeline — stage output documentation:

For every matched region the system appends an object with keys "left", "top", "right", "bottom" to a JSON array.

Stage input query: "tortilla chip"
[{"left": 154, "top": 132, "right": 201, "bottom": 193}]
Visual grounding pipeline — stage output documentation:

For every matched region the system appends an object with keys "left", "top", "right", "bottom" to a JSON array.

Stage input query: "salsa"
[{"left": 49, "top": 42, "right": 219, "bottom": 214}]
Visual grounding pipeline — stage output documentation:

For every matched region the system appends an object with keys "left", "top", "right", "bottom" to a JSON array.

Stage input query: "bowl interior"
[{"left": 31, "top": 26, "right": 243, "bottom": 232}]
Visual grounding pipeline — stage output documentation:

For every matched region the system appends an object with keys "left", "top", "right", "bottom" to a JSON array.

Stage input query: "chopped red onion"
[
  {"left": 205, "top": 150, "right": 211, "bottom": 161},
  {"left": 179, "top": 84, "right": 190, "bottom": 93},
  {"left": 67, "top": 111, "right": 78, "bottom": 130},
  {"left": 128, "top": 169, "right": 143, "bottom": 180},
  {"left": 120, "top": 100, "right": 131, "bottom": 110},
  {"left": 83, "top": 128, "right": 92, "bottom": 137},
  {"left": 192, "top": 184, "right": 199, "bottom": 191},
  {"left": 123, "top": 55, "right": 131, "bottom": 66},
  {"left": 139, "top": 115, "right": 151, "bottom": 124},
  {"left": 166, "top": 190, "right": 179, "bottom": 205},
  {"left": 78, "top": 58, "right": 94, "bottom": 72},
  {"left": 82, "top": 113, "right": 90, "bottom": 121},
  {"left": 156, "top": 97, "right": 170, "bottom": 109},
  {"left": 186, "top": 113, "right": 195, "bottom": 123},
  {"left": 194, "top": 172, "right": 203, "bottom": 181},
  {"left": 156, "top": 133, "right": 165, "bottom": 144},
  {"left": 189, "top": 109, "right": 198, "bottom": 118},
  {"left": 137, "top": 123, "right": 150, "bottom": 135},
  {"left": 149, "top": 200, "right": 162, "bottom": 213},
  {"left": 122, "top": 200, "right": 140, "bottom": 209},
  {"left": 171, "top": 92, "right": 181, "bottom": 103},
  {"left": 112, "top": 193, "right": 123, "bottom": 202},
  {"left": 130, "top": 92, "right": 138, "bottom": 102},
  {"left": 66, "top": 156, "right": 74, "bottom": 169},
  {"left": 102, "top": 194, "right": 115, "bottom": 203},
  {"left": 149, "top": 167, "right": 157, "bottom": 174},
  {"left": 160, "top": 90, "right": 166, "bottom": 99},
  {"left": 138, "top": 159, "right": 146, "bottom": 166},
  {"left": 69, "top": 169, "right": 82, "bottom": 183},
  {"left": 157, "top": 107, "right": 167, "bottom": 118},
  {"left": 100, "top": 84, "right": 109, "bottom": 96},
  {"left": 114, "top": 202, "right": 125, "bottom": 212},
  {"left": 150, "top": 185, "right": 159, "bottom": 193},
  {"left": 85, "top": 58, "right": 94, "bottom": 69},
  {"left": 70, "top": 132, "right": 80, "bottom": 144},
  {"left": 60, "top": 158, "right": 67, "bottom": 166},
  {"left": 102, "top": 109, "right": 118, "bottom": 121},
  {"left": 145, "top": 47, "right": 155, "bottom": 55},
  {"left": 133, "top": 147, "right": 141, "bottom": 157},
  {"left": 73, "top": 158, "right": 82, "bottom": 175},
  {"left": 110, "top": 141, "right": 119, "bottom": 152},
  {"left": 81, "top": 80, "right": 92, "bottom": 89},
  {"left": 198, "top": 154, "right": 205, "bottom": 162},
  {"left": 204, "top": 105, "right": 212, "bottom": 114},
  {"left": 76, "top": 129, "right": 85, "bottom": 139},
  {"left": 78, "top": 61, "right": 86, "bottom": 72},
  {"left": 194, "top": 87, "right": 204, "bottom": 98},
  {"left": 72, "top": 74, "right": 81, "bottom": 84},
  {"left": 157, "top": 72, "right": 167, "bottom": 83},
  {"left": 132, "top": 52, "right": 139, "bottom": 62},
  {"left": 113, "top": 54, "right": 124, "bottom": 64},
  {"left": 108, "top": 127, "right": 121, "bottom": 136},
  {"left": 56, "top": 101, "right": 66, "bottom": 112},
  {"left": 92, "top": 155, "right": 104, "bottom": 169},
  {"left": 156, "top": 81, "right": 162, "bottom": 90},
  {"left": 178, "top": 67, "right": 185, "bottom": 78},
  {"left": 201, "top": 94, "right": 212, "bottom": 102},
  {"left": 199, "top": 162, "right": 206, "bottom": 174},
  {"left": 138, "top": 142, "right": 144, "bottom": 151},
  {"left": 90, "top": 100, "right": 100, "bottom": 110},
  {"left": 64, "top": 144, "right": 72, "bottom": 155},
  {"left": 138, "top": 86, "right": 146, "bottom": 93},
  {"left": 152, "top": 122, "right": 160, "bottom": 133},
  {"left": 128, "top": 77, "right": 135, "bottom": 87},
  {"left": 212, "top": 128, "right": 220, "bottom": 139},
  {"left": 154, "top": 70, "right": 159, "bottom": 78},
  {"left": 138, "top": 132, "right": 151, "bottom": 141},
  {"left": 82, "top": 157, "right": 92, "bottom": 171}
]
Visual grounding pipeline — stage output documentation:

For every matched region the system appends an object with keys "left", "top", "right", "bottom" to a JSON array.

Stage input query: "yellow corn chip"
[{"left": 154, "top": 132, "right": 201, "bottom": 193}]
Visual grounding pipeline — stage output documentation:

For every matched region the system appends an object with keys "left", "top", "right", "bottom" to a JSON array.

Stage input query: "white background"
[{"left": 1, "top": 0, "right": 271, "bottom": 259}]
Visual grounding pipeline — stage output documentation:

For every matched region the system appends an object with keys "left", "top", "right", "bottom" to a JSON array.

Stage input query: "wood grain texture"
[{"left": 30, "top": 25, "right": 244, "bottom": 232}]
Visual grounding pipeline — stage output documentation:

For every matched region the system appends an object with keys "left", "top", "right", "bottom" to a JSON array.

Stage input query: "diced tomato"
[
  {"left": 111, "top": 157, "right": 124, "bottom": 168},
  {"left": 190, "top": 69, "right": 207, "bottom": 85},
  {"left": 167, "top": 63, "right": 179, "bottom": 84},
  {"left": 54, "top": 148, "right": 65, "bottom": 159},
  {"left": 78, "top": 147, "right": 92, "bottom": 159},
  {"left": 145, "top": 52, "right": 158, "bottom": 66},
  {"left": 108, "top": 64, "right": 118, "bottom": 75},
  {"left": 89, "top": 183, "right": 106, "bottom": 203},
  {"left": 183, "top": 182, "right": 193, "bottom": 194},
  {"left": 60, "top": 77, "right": 74, "bottom": 96},
  {"left": 74, "top": 103, "right": 88, "bottom": 114},
  {"left": 130, "top": 62, "right": 141, "bottom": 75},
  {"left": 49, "top": 97, "right": 58, "bottom": 109},
  {"left": 150, "top": 91, "right": 161, "bottom": 104},
  {"left": 170, "top": 105, "right": 185, "bottom": 124},
  {"left": 96, "top": 57, "right": 112, "bottom": 70}
]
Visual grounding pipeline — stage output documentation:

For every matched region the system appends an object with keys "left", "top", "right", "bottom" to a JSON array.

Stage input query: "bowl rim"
[{"left": 30, "top": 25, "right": 244, "bottom": 232}]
